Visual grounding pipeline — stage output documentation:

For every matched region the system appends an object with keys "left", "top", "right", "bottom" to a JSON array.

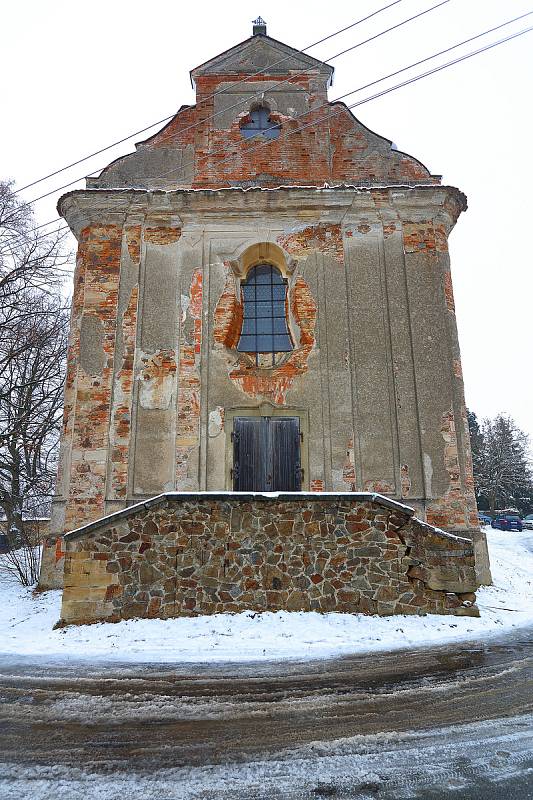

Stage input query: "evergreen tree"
[{"left": 469, "top": 411, "right": 533, "bottom": 515}]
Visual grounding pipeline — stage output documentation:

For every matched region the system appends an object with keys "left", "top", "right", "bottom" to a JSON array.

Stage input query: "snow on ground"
[{"left": 0, "top": 528, "right": 532, "bottom": 664}]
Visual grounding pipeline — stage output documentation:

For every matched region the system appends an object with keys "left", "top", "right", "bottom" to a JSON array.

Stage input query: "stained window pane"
[
  {"left": 240, "top": 107, "right": 281, "bottom": 140},
  {"left": 274, "top": 335, "right": 292, "bottom": 351},
  {"left": 271, "top": 301, "right": 286, "bottom": 317},
  {"left": 237, "top": 335, "right": 257, "bottom": 352},
  {"left": 256, "top": 335, "right": 274, "bottom": 351},
  {"left": 254, "top": 268, "right": 272, "bottom": 284},
  {"left": 273, "top": 317, "right": 288, "bottom": 334},
  {"left": 256, "top": 318, "right": 272, "bottom": 334},
  {"left": 255, "top": 285, "right": 272, "bottom": 300},
  {"left": 237, "top": 264, "right": 293, "bottom": 355},
  {"left": 255, "top": 302, "right": 272, "bottom": 318}
]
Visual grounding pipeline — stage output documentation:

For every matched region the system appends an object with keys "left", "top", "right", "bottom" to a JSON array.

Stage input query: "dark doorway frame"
[{"left": 225, "top": 404, "right": 309, "bottom": 491}]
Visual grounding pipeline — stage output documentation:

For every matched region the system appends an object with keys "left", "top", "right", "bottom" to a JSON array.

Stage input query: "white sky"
[{"left": 1, "top": 0, "right": 531, "bottom": 439}]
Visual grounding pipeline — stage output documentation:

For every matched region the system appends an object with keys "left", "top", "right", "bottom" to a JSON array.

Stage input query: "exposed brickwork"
[
  {"left": 213, "top": 264, "right": 242, "bottom": 349},
  {"left": 143, "top": 227, "right": 182, "bottom": 245},
  {"left": 426, "top": 408, "right": 478, "bottom": 530},
  {"left": 444, "top": 270, "right": 456, "bottom": 312},
  {"left": 64, "top": 224, "right": 122, "bottom": 531},
  {"left": 364, "top": 480, "right": 395, "bottom": 494},
  {"left": 383, "top": 221, "right": 398, "bottom": 238},
  {"left": 60, "top": 495, "right": 479, "bottom": 625},
  {"left": 434, "top": 222, "right": 448, "bottom": 253},
  {"left": 343, "top": 438, "right": 356, "bottom": 489},
  {"left": 109, "top": 283, "right": 138, "bottom": 498},
  {"left": 125, "top": 225, "right": 141, "bottom": 263},
  {"left": 403, "top": 221, "right": 437, "bottom": 254},
  {"left": 94, "top": 60, "right": 435, "bottom": 192},
  {"left": 401, "top": 464, "right": 412, "bottom": 498},
  {"left": 290, "top": 275, "right": 318, "bottom": 347},
  {"left": 310, "top": 480, "right": 325, "bottom": 492},
  {"left": 278, "top": 224, "right": 344, "bottom": 264},
  {"left": 227, "top": 274, "right": 317, "bottom": 405},
  {"left": 176, "top": 270, "right": 203, "bottom": 487},
  {"left": 55, "top": 536, "right": 65, "bottom": 564}
]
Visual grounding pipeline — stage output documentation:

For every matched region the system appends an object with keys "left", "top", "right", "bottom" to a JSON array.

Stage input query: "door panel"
[
  {"left": 233, "top": 416, "right": 301, "bottom": 491},
  {"left": 270, "top": 417, "right": 301, "bottom": 491},
  {"left": 232, "top": 417, "right": 268, "bottom": 491}
]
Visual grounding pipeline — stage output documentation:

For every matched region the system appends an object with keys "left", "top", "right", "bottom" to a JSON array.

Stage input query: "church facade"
[{"left": 39, "top": 20, "right": 491, "bottom": 621}]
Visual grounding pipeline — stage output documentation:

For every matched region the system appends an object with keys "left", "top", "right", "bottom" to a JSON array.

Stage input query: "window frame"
[
  {"left": 237, "top": 263, "right": 293, "bottom": 365},
  {"left": 239, "top": 106, "right": 281, "bottom": 140}
]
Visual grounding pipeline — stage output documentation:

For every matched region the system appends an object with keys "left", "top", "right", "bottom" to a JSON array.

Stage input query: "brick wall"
[{"left": 95, "top": 71, "right": 436, "bottom": 191}]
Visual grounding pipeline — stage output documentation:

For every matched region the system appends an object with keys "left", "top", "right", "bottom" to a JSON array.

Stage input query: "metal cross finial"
[{"left": 252, "top": 16, "right": 267, "bottom": 36}]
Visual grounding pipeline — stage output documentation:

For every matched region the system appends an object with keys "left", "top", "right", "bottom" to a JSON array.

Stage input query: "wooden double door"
[{"left": 232, "top": 416, "right": 302, "bottom": 492}]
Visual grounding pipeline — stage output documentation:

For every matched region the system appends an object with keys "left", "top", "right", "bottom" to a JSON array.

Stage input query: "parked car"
[
  {"left": 491, "top": 514, "right": 523, "bottom": 532},
  {"left": 478, "top": 513, "right": 492, "bottom": 526},
  {"left": 523, "top": 514, "right": 533, "bottom": 530}
]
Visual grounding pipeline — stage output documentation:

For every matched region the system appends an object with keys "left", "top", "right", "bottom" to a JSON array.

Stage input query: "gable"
[{"left": 190, "top": 34, "right": 334, "bottom": 86}]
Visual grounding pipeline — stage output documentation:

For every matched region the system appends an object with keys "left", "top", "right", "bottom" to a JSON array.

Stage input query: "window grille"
[
  {"left": 240, "top": 106, "right": 281, "bottom": 139},
  {"left": 237, "top": 264, "right": 293, "bottom": 365}
]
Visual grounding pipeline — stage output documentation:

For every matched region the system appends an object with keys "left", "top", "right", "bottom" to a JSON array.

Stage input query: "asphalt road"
[{"left": 0, "top": 628, "right": 532, "bottom": 799}]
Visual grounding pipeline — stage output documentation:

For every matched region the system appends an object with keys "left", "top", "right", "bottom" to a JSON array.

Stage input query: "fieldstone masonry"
[{"left": 60, "top": 493, "right": 478, "bottom": 624}]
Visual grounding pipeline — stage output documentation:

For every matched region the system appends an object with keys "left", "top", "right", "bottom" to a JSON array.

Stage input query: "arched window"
[
  {"left": 240, "top": 106, "right": 281, "bottom": 139},
  {"left": 237, "top": 264, "right": 293, "bottom": 361}
]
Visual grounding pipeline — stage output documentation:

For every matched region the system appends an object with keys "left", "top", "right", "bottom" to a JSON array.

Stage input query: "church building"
[{"left": 40, "top": 19, "right": 491, "bottom": 624}]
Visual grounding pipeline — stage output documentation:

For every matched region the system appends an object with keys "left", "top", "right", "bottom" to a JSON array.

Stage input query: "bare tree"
[
  {"left": 0, "top": 180, "right": 69, "bottom": 384},
  {"left": 0, "top": 181, "right": 70, "bottom": 585}
]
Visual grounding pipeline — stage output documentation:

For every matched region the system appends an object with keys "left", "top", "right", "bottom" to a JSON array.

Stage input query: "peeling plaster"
[
  {"left": 138, "top": 350, "right": 177, "bottom": 410},
  {"left": 176, "top": 270, "right": 203, "bottom": 488},
  {"left": 401, "top": 463, "right": 412, "bottom": 498},
  {"left": 79, "top": 314, "right": 105, "bottom": 376},
  {"left": 343, "top": 438, "right": 356, "bottom": 489},
  {"left": 423, "top": 454, "right": 434, "bottom": 499},
  {"left": 208, "top": 406, "right": 225, "bottom": 438}
]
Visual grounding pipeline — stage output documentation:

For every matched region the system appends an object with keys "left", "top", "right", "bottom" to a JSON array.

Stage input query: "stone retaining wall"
[{"left": 60, "top": 493, "right": 479, "bottom": 625}]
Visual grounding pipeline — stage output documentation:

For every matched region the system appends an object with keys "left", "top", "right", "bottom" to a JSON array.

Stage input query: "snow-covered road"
[
  {"left": 0, "top": 628, "right": 531, "bottom": 799},
  {"left": 1, "top": 528, "right": 532, "bottom": 664},
  {"left": 1, "top": 529, "right": 532, "bottom": 798}
]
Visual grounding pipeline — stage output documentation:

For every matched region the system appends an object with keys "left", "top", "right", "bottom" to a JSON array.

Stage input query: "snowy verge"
[{"left": 0, "top": 528, "right": 531, "bottom": 664}]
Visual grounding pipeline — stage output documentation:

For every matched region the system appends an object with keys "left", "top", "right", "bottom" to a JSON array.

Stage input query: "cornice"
[{"left": 57, "top": 185, "right": 467, "bottom": 239}]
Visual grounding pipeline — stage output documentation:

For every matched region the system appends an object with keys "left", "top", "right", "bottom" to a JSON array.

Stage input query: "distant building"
[{"left": 39, "top": 20, "right": 490, "bottom": 622}]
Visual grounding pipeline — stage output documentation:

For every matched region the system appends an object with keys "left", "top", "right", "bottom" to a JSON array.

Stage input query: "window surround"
[
  {"left": 226, "top": 242, "right": 298, "bottom": 368},
  {"left": 237, "top": 263, "right": 293, "bottom": 360},
  {"left": 239, "top": 103, "right": 281, "bottom": 140}
]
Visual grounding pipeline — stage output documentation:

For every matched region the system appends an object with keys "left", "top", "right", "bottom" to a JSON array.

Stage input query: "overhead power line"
[
  {"left": 26, "top": 15, "right": 533, "bottom": 236},
  {"left": 17, "top": 0, "right": 406, "bottom": 195},
  {"left": 23, "top": 0, "right": 449, "bottom": 210},
  {"left": 211, "top": 22, "right": 533, "bottom": 174},
  {"left": 138, "top": 15, "right": 533, "bottom": 183}
]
